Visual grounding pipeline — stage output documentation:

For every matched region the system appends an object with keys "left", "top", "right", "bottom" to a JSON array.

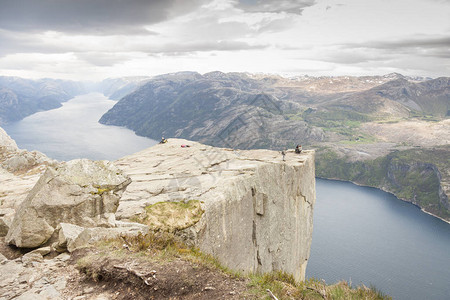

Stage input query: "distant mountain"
[
  {"left": 99, "top": 71, "right": 325, "bottom": 149},
  {"left": 99, "top": 71, "right": 449, "bottom": 149},
  {"left": 325, "top": 77, "right": 450, "bottom": 117},
  {"left": 0, "top": 77, "right": 86, "bottom": 125},
  {"left": 93, "top": 76, "right": 150, "bottom": 100},
  {"left": 374, "top": 77, "right": 450, "bottom": 116}
]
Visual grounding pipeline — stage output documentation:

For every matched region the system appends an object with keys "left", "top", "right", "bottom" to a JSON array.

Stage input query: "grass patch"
[
  {"left": 247, "top": 272, "right": 391, "bottom": 300},
  {"left": 76, "top": 231, "right": 391, "bottom": 300},
  {"left": 133, "top": 200, "right": 204, "bottom": 232}
]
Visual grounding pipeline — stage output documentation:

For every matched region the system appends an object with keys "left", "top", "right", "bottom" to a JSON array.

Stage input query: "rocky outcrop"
[
  {"left": 115, "top": 139, "right": 315, "bottom": 281},
  {"left": 1, "top": 126, "right": 52, "bottom": 175},
  {"left": 5, "top": 159, "right": 131, "bottom": 248},
  {"left": 0, "top": 134, "right": 315, "bottom": 300},
  {"left": 0, "top": 127, "right": 56, "bottom": 236},
  {"left": 1, "top": 126, "right": 149, "bottom": 253}
]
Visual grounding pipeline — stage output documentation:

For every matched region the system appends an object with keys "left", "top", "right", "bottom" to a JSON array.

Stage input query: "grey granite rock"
[
  {"left": 6, "top": 159, "right": 131, "bottom": 248},
  {"left": 115, "top": 139, "right": 316, "bottom": 281}
]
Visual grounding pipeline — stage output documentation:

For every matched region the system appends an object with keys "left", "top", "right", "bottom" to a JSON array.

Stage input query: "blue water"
[
  {"left": 2, "top": 94, "right": 449, "bottom": 299},
  {"left": 3, "top": 93, "right": 157, "bottom": 161},
  {"left": 307, "top": 179, "right": 450, "bottom": 300}
]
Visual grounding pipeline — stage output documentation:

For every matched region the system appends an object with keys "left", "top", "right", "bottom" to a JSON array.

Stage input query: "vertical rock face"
[
  {"left": 194, "top": 152, "right": 315, "bottom": 280},
  {"left": 5, "top": 159, "right": 131, "bottom": 248},
  {"left": 116, "top": 139, "right": 315, "bottom": 281}
]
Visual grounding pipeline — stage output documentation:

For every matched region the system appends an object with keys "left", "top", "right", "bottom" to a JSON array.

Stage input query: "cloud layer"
[
  {"left": 0, "top": 0, "right": 448, "bottom": 79},
  {"left": 235, "top": 0, "right": 316, "bottom": 14},
  {"left": 0, "top": 0, "right": 208, "bottom": 34}
]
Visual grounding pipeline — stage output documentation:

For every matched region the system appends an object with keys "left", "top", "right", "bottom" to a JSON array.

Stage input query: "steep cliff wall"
[{"left": 115, "top": 139, "right": 315, "bottom": 281}]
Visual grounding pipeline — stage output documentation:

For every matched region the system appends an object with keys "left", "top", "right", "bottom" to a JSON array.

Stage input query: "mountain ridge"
[
  {"left": 99, "top": 72, "right": 449, "bottom": 146},
  {"left": 97, "top": 71, "right": 449, "bottom": 221}
]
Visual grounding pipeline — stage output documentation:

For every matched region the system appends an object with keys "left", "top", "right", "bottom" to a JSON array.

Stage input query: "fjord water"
[
  {"left": 3, "top": 94, "right": 450, "bottom": 299},
  {"left": 307, "top": 179, "right": 450, "bottom": 300},
  {"left": 3, "top": 93, "right": 157, "bottom": 161}
]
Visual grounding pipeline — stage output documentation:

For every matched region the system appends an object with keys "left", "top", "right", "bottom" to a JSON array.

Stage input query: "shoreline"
[{"left": 316, "top": 176, "right": 450, "bottom": 225}]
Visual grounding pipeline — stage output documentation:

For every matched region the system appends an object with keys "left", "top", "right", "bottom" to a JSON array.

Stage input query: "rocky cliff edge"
[
  {"left": 115, "top": 139, "right": 316, "bottom": 281},
  {"left": 0, "top": 131, "right": 316, "bottom": 298}
]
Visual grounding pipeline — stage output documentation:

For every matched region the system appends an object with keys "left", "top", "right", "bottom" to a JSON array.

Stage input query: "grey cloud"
[
  {"left": 0, "top": 30, "right": 73, "bottom": 57},
  {"left": 286, "top": 46, "right": 389, "bottom": 65},
  {"left": 236, "top": 0, "right": 317, "bottom": 14},
  {"left": 379, "top": 55, "right": 450, "bottom": 76},
  {"left": 256, "top": 17, "right": 295, "bottom": 33},
  {"left": 176, "top": 18, "right": 253, "bottom": 41},
  {"left": 363, "top": 36, "right": 450, "bottom": 50},
  {"left": 321, "top": 52, "right": 388, "bottom": 65},
  {"left": 71, "top": 41, "right": 268, "bottom": 66},
  {"left": 425, "top": 50, "right": 450, "bottom": 58},
  {"left": 143, "top": 40, "right": 268, "bottom": 54},
  {"left": 74, "top": 52, "right": 130, "bottom": 67},
  {"left": 343, "top": 36, "right": 450, "bottom": 59},
  {"left": 0, "top": 0, "right": 208, "bottom": 34}
]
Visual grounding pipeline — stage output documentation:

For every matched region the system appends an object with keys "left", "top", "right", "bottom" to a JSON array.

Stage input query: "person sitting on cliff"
[
  {"left": 295, "top": 144, "right": 302, "bottom": 154},
  {"left": 159, "top": 137, "right": 168, "bottom": 144}
]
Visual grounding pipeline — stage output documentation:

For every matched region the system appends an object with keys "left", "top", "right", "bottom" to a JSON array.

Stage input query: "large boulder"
[{"left": 5, "top": 159, "right": 131, "bottom": 248}]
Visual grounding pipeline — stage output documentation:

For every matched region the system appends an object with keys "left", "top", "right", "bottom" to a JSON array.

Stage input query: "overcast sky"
[{"left": 0, "top": 0, "right": 449, "bottom": 80}]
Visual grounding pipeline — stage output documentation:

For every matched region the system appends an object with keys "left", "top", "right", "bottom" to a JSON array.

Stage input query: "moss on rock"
[{"left": 141, "top": 200, "right": 204, "bottom": 232}]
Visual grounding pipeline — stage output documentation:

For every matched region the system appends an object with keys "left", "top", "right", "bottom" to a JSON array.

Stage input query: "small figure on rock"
[
  {"left": 295, "top": 144, "right": 302, "bottom": 154},
  {"left": 159, "top": 137, "right": 168, "bottom": 144},
  {"left": 281, "top": 149, "right": 286, "bottom": 161}
]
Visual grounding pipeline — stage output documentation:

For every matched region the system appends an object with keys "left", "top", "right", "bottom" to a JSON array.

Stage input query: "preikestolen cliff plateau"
[{"left": 0, "top": 1, "right": 449, "bottom": 299}]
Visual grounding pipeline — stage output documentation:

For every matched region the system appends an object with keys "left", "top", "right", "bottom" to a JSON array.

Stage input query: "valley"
[{"left": 0, "top": 72, "right": 448, "bottom": 221}]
